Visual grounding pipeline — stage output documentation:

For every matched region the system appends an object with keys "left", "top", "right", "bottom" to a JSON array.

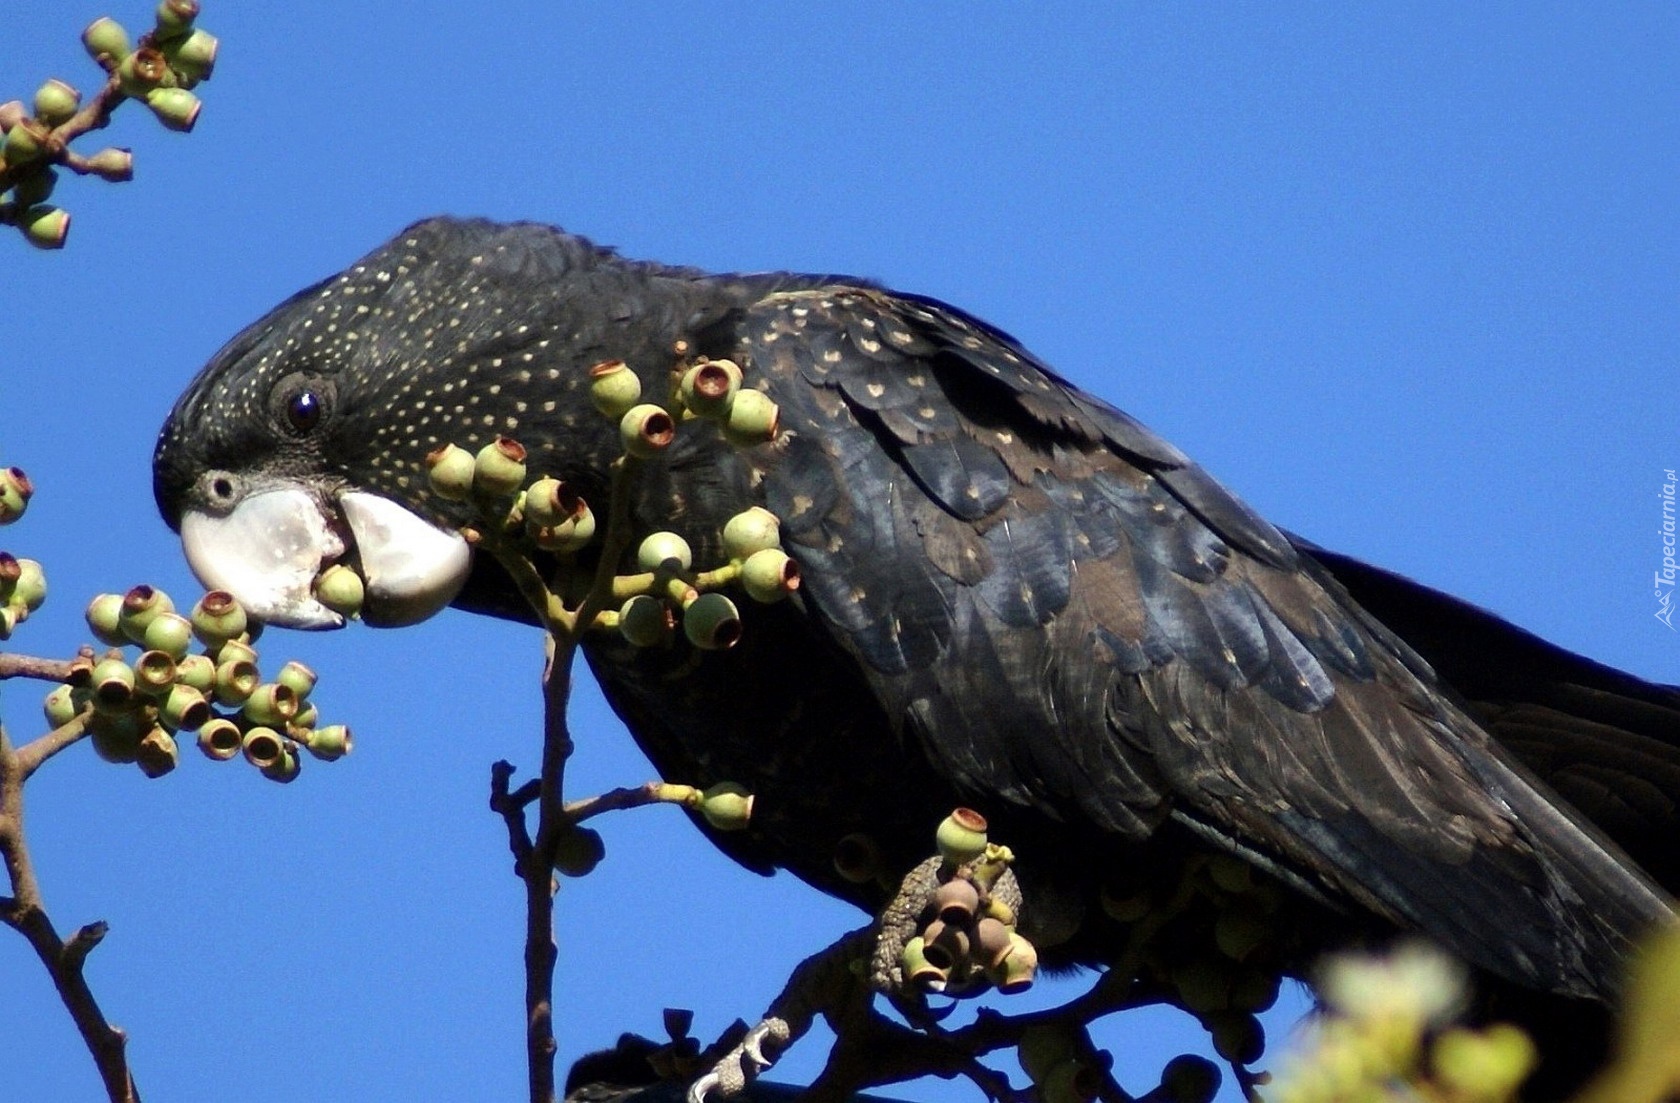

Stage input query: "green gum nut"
[
  {"left": 132, "top": 649, "right": 178, "bottom": 695},
  {"left": 117, "top": 584, "right": 174, "bottom": 645},
  {"left": 119, "top": 48, "right": 174, "bottom": 96},
  {"left": 1038, "top": 1060, "right": 1098, "bottom": 1103},
  {"left": 617, "top": 594, "right": 672, "bottom": 647},
  {"left": 1432, "top": 1024, "right": 1535, "bottom": 1100},
  {"left": 242, "top": 682, "right": 299, "bottom": 727},
  {"left": 539, "top": 501, "right": 597, "bottom": 553},
  {"left": 89, "top": 711, "right": 142, "bottom": 763},
  {"left": 82, "top": 17, "right": 132, "bottom": 63},
  {"left": 7, "top": 557, "right": 46, "bottom": 612},
  {"left": 190, "top": 590, "right": 247, "bottom": 645},
  {"left": 918, "top": 919, "right": 969, "bottom": 972},
  {"left": 619, "top": 403, "right": 677, "bottom": 459},
  {"left": 43, "top": 683, "right": 85, "bottom": 729},
  {"left": 302, "top": 724, "right": 352, "bottom": 761},
  {"left": 935, "top": 807, "right": 988, "bottom": 866},
  {"left": 0, "top": 605, "right": 20, "bottom": 640},
  {"left": 679, "top": 359, "right": 742, "bottom": 419},
  {"left": 425, "top": 443, "right": 476, "bottom": 500},
  {"left": 1208, "top": 1012, "right": 1264, "bottom": 1066},
  {"left": 153, "top": 0, "right": 199, "bottom": 41},
  {"left": 992, "top": 932, "right": 1038, "bottom": 995},
  {"left": 553, "top": 825, "right": 606, "bottom": 877},
  {"left": 473, "top": 436, "right": 527, "bottom": 498},
  {"left": 160, "top": 683, "right": 210, "bottom": 731},
  {"left": 213, "top": 657, "right": 259, "bottom": 706},
  {"left": 3, "top": 118, "right": 48, "bottom": 165},
  {"left": 1158, "top": 1056, "right": 1220, "bottom": 1103},
  {"left": 91, "top": 657, "right": 136, "bottom": 708},
  {"left": 196, "top": 717, "right": 242, "bottom": 761},
  {"left": 142, "top": 610, "right": 194, "bottom": 658},
  {"left": 1016, "top": 1025, "right": 1081, "bottom": 1085},
  {"left": 260, "top": 745, "right": 301, "bottom": 784},
  {"left": 698, "top": 781, "right": 754, "bottom": 831},
  {"left": 0, "top": 466, "right": 34, "bottom": 522},
  {"left": 636, "top": 531, "right": 693, "bottom": 573},
  {"left": 973, "top": 916, "right": 1013, "bottom": 969},
  {"left": 85, "top": 593, "right": 128, "bottom": 647},
  {"left": 900, "top": 937, "right": 947, "bottom": 992},
  {"left": 164, "top": 30, "right": 218, "bottom": 86},
  {"left": 33, "top": 80, "right": 81, "bottom": 126},
  {"left": 174, "top": 653, "right": 215, "bottom": 693},
  {"left": 722, "top": 389, "right": 779, "bottom": 447},
  {"left": 12, "top": 168, "right": 58, "bottom": 208},
  {"left": 240, "top": 726, "right": 286, "bottom": 769},
  {"left": 215, "top": 638, "right": 257, "bottom": 667},
  {"left": 145, "top": 87, "right": 200, "bottom": 133},
  {"left": 722, "top": 507, "right": 781, "bottom": 559},
  {"left": 521, "top": 477, "right": 568, "bottom": 527},
  {"left": 588, "top": 359, "right": 642, "bottom": 419},
  {"left": 136, "top": 727, "right": 180, "bottom": 778},
  {"left": 84, "top": 147, "right": 134, "bottom": 181},
  {"left": 313, "top": 563, "right": 365, "bottom": 618},
  {"left": 0, "top": 100, "right": 25, "bottom": 132},
  {"left": 276, "top": 660, "right": 318, "bottom": 701},
  {"left": 831, "top": 833, "right": 882, "bottom": 884},
  {"left": 683, "top": 592, "right": 742, "bottom": 650},
  {"left": 740, "top": 548, "right": 799, "bottom": 604},
  {"left": 20, "top": 205, "right": 71, "bottom": 251},
  {"left": 291, "top": 702, "right": 318, "bottom": 729}
]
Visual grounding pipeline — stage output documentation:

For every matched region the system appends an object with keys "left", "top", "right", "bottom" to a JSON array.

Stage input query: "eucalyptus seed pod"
[
  {"left": 153, "top": 0, "right": 199, "bottom": 42},
  {"left": 276, "top": 660, "right": 318, "bottom": 701},
  {"left": 0, "top": 606, "right": 19, "bottom": 640},
  {"left": 521, "top": 477, "right": 568, "bottom": 527},
  {"left": 619, "top": 404, "right": 677, "bottom": 459},
  {"left": 160, "top": 683, "right": 210, "bottom": 731},
  {"left": 11, "top": 168, "right": 57, "bottom": 207},
  {"left": 33, "top": 79, "right": 80, "bottom": 126},
  {"left": 722, "top": 389, "right": 779, "bottom": 447},
  {"left": 721, "top": 507, "right": 781, "bottom": 559},
  {"left": 132, "top": 649, "right": 178, "bottom": 696},
  {"left": 82, "top": 17, "right": 132, "bottom": 63},
  {"left": 260, "top": 746, "right": 301, "bottom": 784},
  {"left": 697, "top": 781, "right": 753, "bottom": 831},
  {"left": 196, "top": 717, "right": 242, "bottom": 761},
  {"left": 163, "top": 29, "right": 217, "bottom": 85},
  {"left": 682, "top": 592, "right": 742, "bottom": 651},
  {"left": 142, "top": 610, "right": 194, "bottom": 658},
  {"left": 190, "top": 590, "right": 248, "bottom": 645},
  {"left": 291, "top": 703, "right": 318, "bottom": 730},
  {"left": 19, "top": 205, "right": 70, "bottom": 250},
  {"left": 679, "top": 359, "right": 742, "bottom": 419},
  {"left": 241, "top": 683, "right": 299, "bottom": 727},
  {"left": 118, "top": 585, "right": 174, "bottom": 644},
  {"left": 213, "top": 657, "right": 259, "bottom": 706},
  {"left": 900, "top": 937, "right": 947, "bottom": 992},
  {"left": 215, "top": 639, "right": 257, "bottom": 666},
  {"left": 3, "top": 118, "right": 49, "bottom": 165},
  {"left": 240, "top": 726, "right": 286, "bottom": 769},
  {"left": 919, "top": 919, "right": 970, "bottom": 972},
  {"left": 1016, "top": 1024, "right": 1082, "bottom": 1085},
  {"left": 84, "top": 147, "right": 134, "bottom": 181},
  {"left": 740, "top": 548, "right": 800, "bottom": 603},
  {"left": 1208, "top": 1012, "right": 1264, "bottom": 1066},
  {"left": 832, "top": 833, "right": 883, "bottom": 884},
  {"left": 973, "top": 916, "right": 1014, "bottom": 969},
  {"left": 119, "top": 47, "right": 174, "bottom": 96},
  {"left": 85, "top": 593, "right": 128, "bottom": 646},
  {"left": 636, "top": 531, "right": 693, "bottom": 573},
  {"left": 172, "top": 654, "right": 214, "bottom": 693},
  {"left": 0, "top": 101, "right": 25, "bottom": 132},
  {"left": 43, "top": 683, "right": 85, "bottom": 729},
  {"left": 88, "top": 711, "right": 142, "bottom": 763},
  {"left": 136, "top": 726, "right": 180, "bottom": 778},
  {"left": 933, "top": 877, "right": 981, "bottom": 925},
  {"left": 992, "top": 932, "right": 1039, "bottom": 994},
  {"left": 91, "top": 656, "right": 136, "bottom": 707},
  {"left": 6, "top": 557, "right": 45, "bottom": 611},
  {"left": 144, "top": 87, "right": 200, "bottom": 132},
  {"left": 531, "top": 501, "right": 596, "bottom": 553},
  {"left": 302, "top": 724, "right": 352, "bottom": 761},
  {"left": 617, "top": 594, "right": 672, "bottom": 647},
  {"left": 313, "top": 563, "right": 365, "bottom": 618},
  {"left": 426, "top": 443, "right": 476, "bottom": 500},
  {"left": 473, "top": 436, "right": 527, "bottom": 498},
  {"left": 588, "top": 360, "right": 642, "bottom": 419},
  {"left": 935, "top": 807, "right": 988, "bottom": 866},
  {"left": 553, "top": 825, "right": 606, "bottom": 877},
  {"left": 1158, "top": 1055, "right": 1220, "bottom": 1103},
  {"left": 0, "top": 466, "right": 33, "bottom": 522}
]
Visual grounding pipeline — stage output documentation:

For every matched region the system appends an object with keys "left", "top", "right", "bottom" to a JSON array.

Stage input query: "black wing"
[{"left": 731, "top": 285, "right": 1669, "bottom": 999}]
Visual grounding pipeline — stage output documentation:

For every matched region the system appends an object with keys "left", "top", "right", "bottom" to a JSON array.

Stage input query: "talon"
[{"left": 687, "top": 1070, "right": 723, "bottom": 1103}]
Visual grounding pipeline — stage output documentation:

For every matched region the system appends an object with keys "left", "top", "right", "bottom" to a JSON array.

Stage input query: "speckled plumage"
[{"left": 155, "top": 219, "right": 1680, "bottom": 1032}]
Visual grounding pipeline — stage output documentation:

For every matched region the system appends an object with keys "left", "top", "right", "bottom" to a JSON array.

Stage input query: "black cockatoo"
[{"left": 153, "top": 217, "right": 1679, "bottom": 1086}]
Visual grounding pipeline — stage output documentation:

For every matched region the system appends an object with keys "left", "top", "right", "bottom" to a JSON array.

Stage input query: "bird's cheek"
[
  {"left": 337, "top": 491, "right": 471, "bottom": 627},
  {"left": 180, "top": 487, "right": 349, "bottom": 629}
]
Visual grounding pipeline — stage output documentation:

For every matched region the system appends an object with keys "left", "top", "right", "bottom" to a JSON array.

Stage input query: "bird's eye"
[{"left": 286, "top": 390, "right": 322, "bottom": 433}]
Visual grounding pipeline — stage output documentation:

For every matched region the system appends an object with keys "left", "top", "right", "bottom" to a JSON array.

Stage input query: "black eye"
[{"left": 286, "top": 390, "right": 322, "bottom": 433}]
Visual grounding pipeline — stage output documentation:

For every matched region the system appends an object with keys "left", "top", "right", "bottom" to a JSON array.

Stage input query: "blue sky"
[{"left": 4, "top": 4, "right": 1676, "bottom": 1101}]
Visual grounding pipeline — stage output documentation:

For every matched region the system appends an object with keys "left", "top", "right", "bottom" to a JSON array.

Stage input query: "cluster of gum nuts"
[
  {"left": 1, "top": 2, "right": 219, "bottom": 249},
  {"left": 47, "top": 585, "right": 349, "bottom": 781},
  {"left": 0, "top": 465, "right": 44, "bottom": 638},
  {"left": 422, "top": 355, "right": 799, "bottom": 652}
]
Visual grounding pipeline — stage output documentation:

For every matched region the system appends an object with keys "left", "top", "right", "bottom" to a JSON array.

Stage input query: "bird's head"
[{"left": 153, "top": 217, "right": 730, "bottom": 629}]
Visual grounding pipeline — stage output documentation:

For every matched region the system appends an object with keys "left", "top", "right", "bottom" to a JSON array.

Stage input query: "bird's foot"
[{"left": 686, "top": 1017, "right": 791, "bottom": 1103}]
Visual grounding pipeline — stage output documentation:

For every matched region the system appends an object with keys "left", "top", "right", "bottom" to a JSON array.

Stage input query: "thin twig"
[{"left": 0, "top": 652, "right": 80, "bottom": 682}]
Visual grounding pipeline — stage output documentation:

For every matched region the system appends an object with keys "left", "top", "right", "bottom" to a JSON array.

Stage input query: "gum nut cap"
[
  {"left": 118, "top": 584, "right": 174, "bottom": 643},
  {"left": 83, "top": 17, "right": 132, "bottom": 62},
  {"left": 43, "top": 683, "right": 83, "bottom": 729},
  {"left": 618, "top": 594, "right": 671, "bottom": 647},
  {"left": 636, "top": 531, "right": 693, "bottom": 573},
  {"left": 426, "top": 443, "right": 476, "bottom": 500},
  {"left": 553, "top": 826, "right": 606, "bottom": 877},
  {"left": 936, "top": 807, "right": 988, "bottom": 865},
  {"left": 33, "top": 79, "right": 81, "bottom": 125},
  {"left": 680, "top": 359, "right": 742, "bottom": 418},
  {"left": 190, "top": 589, "right": 247, "bottom": 644},
  {"left": 473, "top": 437, "right": 527, "bottom": 498},
  {"left": 303, "top": 724, "right": 352, "bottom": 761},
  {"left": 20, "top": 206, "right": 69, "bottom": 251},
  {"left": 619, "top": 404, "right": 677, "bottom": 459},
  {"left": 196, "top": 717, "right": 242, "bottom": 760},
  {"left": 588, "top": 360, "right": 642, "bottom": 419},
  {"left": 276, "top": 660, "right": 318, "bottom": 700},
  {"left": 313, "top": 563, "right": 365, "bottom": 618},
  {"left": 722, "top": 507, "right": 781, "bottom": 559},
  {"left": 1159, "top": 1055, "right": 1220, "bottom": 1103},
  {"left": 723, "top": 388, "right": 779, "bottom": 446},
  {"left": 85, "top": 593, "right": 128, "bottom": 646},
  {"left": 10, "top": 558, "right": 46, "bottom": 611},
  {"left": 135, "top": 727, "right": 180, "bottom": 778},
  {"left": 142, "top": 610, "right": 194, "bottom": 657},
  {"left": 683, "top": 592, "right": 742, "bottom": 651},
  {"left": 698, "top": 781, "right": 753, "bottom": 831},
  {"left": 740, "top": 548, "right": 799, "bottom": 603}
]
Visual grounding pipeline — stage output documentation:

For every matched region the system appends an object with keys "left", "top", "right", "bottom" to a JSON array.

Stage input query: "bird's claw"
[{"left": 687, "top": 1017, "right": 791, "bottom": 1102}]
